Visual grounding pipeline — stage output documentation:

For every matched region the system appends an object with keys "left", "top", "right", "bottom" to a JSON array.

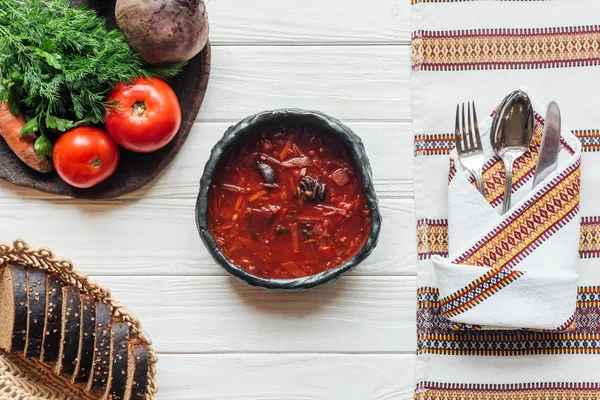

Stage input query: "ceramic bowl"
[{"left": 196, "top": 109, "right": 382, "bottom": 290}]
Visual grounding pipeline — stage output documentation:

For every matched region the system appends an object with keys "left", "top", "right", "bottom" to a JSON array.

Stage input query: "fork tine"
[
  {"left": 461, "top": 103, "right": 469, "bottom": 150},
  {"left": 467, "top": 102, "right": 474, "bottom": 151},
  {"left": 471, "top": 101, "right": 483, "bottom": 150},
  {"left": 454, "top": 104, "right": 462, "bottom": 152}
]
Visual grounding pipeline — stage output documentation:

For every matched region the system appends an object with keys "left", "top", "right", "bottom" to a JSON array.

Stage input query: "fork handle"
[{"left": 473, "top": 169, "right": 486, "bottom": 198}]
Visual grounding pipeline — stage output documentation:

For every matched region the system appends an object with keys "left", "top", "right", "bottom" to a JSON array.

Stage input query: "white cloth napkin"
[{"left": 431, "top": 94, "right": 582, "bottom": 331}]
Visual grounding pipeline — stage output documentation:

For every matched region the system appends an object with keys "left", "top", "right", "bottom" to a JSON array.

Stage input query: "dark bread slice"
[
  {"left": 24, "top": 269, "right": 46, "bottom": 358},
  {"left": 72, "top": 294, "right": 96, "bottom": 383},
  {"left": 124, "top": 342, "right": 149, "bottom": 400},
  {"left": 86, "top": 302, "right": 112, "bottom": 393},
  {"left": 0, "top": 265, "right": 27, "bottom": 353},
  {"left": 103, "top": 320, "right": 129, "bottom": 400},
  {"left": 54, "top": 286, "right": 81, "bottom": 375},
  {"left": 40, "top": 274, "right": 63, "bottom": 363}
]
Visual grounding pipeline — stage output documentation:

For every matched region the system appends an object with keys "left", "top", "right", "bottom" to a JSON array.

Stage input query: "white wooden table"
[{"left": 0, "top": 1, "right": 414, "bottom": 398}]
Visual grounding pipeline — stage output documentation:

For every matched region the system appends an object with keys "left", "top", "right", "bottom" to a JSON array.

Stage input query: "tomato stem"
[
  {"left": 130, "top": 100, "right": 148, "bottom": 117},
  {"left": 90, "top": 157, "right": 102, "bottom": 169}
]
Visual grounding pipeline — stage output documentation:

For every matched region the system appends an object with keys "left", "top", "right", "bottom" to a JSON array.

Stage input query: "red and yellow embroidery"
[
  {"left": 455, "top": 162, "right": 580, "bottom": 269},
  {"left": 417, "top": 287, "right": 600, "bottom": 356},
  {"left": 412, "top": 27, "right": 600, "bottom": 71},
  {"left": 415, "top": 134, "right": 455, "bottom": 156},
  {"left": 418, "top": 216, "right": 600, "bottom": 260},
  {"left": 417, "top": 219, "right": 449, "bottom": 260},
  {"left": 440, "top": 268, "right": 525, "bottom": 318},
  {"left": 415, "top": 382, "right": 600, "bottom": 400},
  {"left": 415, "top": 129, "right": 600, "bottom": 156}
]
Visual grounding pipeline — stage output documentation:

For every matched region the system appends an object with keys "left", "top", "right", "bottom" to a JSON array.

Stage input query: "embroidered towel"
[
  {"left": 432, "top": 95, "right": 581, "bottom": 331},
  {"left": 412, "top": 1, "right": 600, "bottom": 399}
]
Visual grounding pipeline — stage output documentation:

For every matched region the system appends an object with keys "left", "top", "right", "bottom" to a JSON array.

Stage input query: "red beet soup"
[{"left": 207, "top": 126, "right": 371, "bottom": 279}]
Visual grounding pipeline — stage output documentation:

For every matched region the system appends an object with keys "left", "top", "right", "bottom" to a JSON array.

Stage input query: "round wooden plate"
[{"left": 0, "top": 0, "right": 211, "bottom": 199}]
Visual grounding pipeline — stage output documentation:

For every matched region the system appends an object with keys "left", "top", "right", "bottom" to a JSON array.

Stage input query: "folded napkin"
[{"left": 431, "top": 95, "right": 582, "bottom": 331}]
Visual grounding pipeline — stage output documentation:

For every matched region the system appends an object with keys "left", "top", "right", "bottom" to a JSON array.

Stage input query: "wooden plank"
[
  {"left": 89, "top": 276, "right": 417, "bottom": 353},
  {"left": 196, "top": 45, "right": 410, "bottom": 122},
  {"left": 156, "top": 354, "right": 415, "bottom": 400},
  {"left": 0, "top": 196, "right": 416, "bottom": 277},
  {"left": 0, "top": 118, "right": 417, "bottom": 276},
  {"left": 0, "top": 121, "right": 414, "bottom": 201},
  {"left": 130, "top": 121, "right": 414, "bottom": 200},
  {"left": 207, "top": 0, "right": 411, "bottom": 45}
]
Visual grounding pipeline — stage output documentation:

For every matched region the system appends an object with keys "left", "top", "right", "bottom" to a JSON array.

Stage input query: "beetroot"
[{"left": 115, "top": 0, "right": 209, "bottom": 65}]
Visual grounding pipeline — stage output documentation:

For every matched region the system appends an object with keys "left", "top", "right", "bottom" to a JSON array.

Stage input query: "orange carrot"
[
  {"left": 234, "top": 194, "right": 244, "bottom": 211},
  {"left": 0, "top": 103, "right": 52, "bottom": 173},
  {"left": 279, "top": 136, "right": 293, "bottom": 161},
  {"left": 248, "top": 190, "right": 267, "bottom": 203}
]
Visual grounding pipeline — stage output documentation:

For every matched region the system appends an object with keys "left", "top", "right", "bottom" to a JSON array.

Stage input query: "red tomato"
[
  {"left": 104, "top": 77, "right": 181, "bottom": 153},
  {"left": 53, "top": 127, "right": 120, "bottom": 188}
]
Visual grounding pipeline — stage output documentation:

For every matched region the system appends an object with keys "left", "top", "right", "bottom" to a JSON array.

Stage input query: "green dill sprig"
[{"left": 0, "top": 0, "right": 183, "bottom": 158}]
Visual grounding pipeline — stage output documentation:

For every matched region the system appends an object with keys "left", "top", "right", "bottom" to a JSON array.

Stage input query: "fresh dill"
[{"left": 0, "top": 0, "right": 183, "bottom": 158}]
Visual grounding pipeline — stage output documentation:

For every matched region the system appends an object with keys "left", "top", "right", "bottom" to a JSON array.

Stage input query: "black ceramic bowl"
[{"left": 196, "top": 109, "right": 382, "bottom": 290}]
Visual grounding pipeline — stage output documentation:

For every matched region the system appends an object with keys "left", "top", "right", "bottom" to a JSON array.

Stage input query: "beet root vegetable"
[{"left": 115, "top": 0, "right": 209, "bottom": 65}]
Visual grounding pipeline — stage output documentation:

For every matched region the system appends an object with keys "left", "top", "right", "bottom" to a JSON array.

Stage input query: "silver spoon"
[{"left": 490, "top": 90, "right": 534, "bottom": 214}]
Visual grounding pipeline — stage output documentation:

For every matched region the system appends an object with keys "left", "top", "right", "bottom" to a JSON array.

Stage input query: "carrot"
[
  {"left": 279, "top": 136, "right": 293, "bottom": 161},
  {"left": 0, "top": 103, "right": 52, "bottom": 173},
  {"left": 248, "top": 190, "right": 267, "bottom": 203}
]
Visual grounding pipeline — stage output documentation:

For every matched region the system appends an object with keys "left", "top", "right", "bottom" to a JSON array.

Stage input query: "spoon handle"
[{"left": 502, "top": 158, "right": 515, "bottom": 214}]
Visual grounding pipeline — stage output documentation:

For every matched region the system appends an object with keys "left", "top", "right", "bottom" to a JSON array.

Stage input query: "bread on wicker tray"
[
  {"left": 0, "top": 239, "right": 158, "bottom": 400},
  {"left": 40, "top": 274, "right": 63, "bottom": 363},
  {"left": 126, "top": 342, "right": 150, "bottom": 400},
  {"left": 73, "top": 293, "right": 96, "bottom": 383},
  {"left": 0, "top": 264, "right": 27, "bottom": 353},
  {"left": 24, "top": 268, "right": 46, "bottom": 358}
]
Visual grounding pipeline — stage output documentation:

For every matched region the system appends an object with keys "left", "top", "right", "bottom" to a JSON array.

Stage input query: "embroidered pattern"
[
  {"left": 415, "top": 134, "right": 455, "bottom": 156},
  {"left": 580, "top": 217, "right": 600, "bottom": 258},
  {"left": 448, "top": 158, "right": 457, "bottom": 183},
  {"left": 418, "top": 216, "right": 600, "bottom": 260},
  {"left": 574, "top": 130, "right": 600, "bottom": 152},
  {"left": 455, "top": 162, "right": 580, "bottom": 269},
  {"left": 412, "top": 27, "right": 600, "bottom": 71},
  {"left": 417, "top": 287, "right": 600, "bottom": 356},
  {"left": 415, "top": 129, "right": 599, "bottom": 156},
  {"left": 440, "top": 268, "right": 525, "bottom": 318},
  {"left": 417, "top": 220, "right": 450, "bottom": 260},
  {"left": 415, "top": 382, "right": 600, "bottom": 400}
]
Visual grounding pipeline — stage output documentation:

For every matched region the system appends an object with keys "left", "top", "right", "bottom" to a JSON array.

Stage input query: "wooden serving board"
[{"left": 0, "top": 0, "right": 211, "bottom": 199}]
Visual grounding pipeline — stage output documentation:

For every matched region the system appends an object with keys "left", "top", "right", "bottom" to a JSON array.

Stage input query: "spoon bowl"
[{"left": 490, "top": 90, "right": 535, "bottom": 214}]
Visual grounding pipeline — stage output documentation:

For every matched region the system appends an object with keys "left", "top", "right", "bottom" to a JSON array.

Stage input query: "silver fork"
[{"left": 455, "top": 102, "right": 486, "bottom": 197}]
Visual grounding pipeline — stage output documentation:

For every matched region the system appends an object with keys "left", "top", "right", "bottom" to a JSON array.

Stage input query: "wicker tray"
[{"left": 0, "top": 239, "right": 157, "bottom": 400}]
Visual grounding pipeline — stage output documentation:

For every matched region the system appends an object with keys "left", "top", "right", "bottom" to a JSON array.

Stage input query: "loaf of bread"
[
  {"left": 40, "top": 274, "right": 63, "bottom": 363},
  {"left": 72, "top": 293, "right": 96, "bottom": 383},
  {"left": 104, "top": 320, "right": 130, "bottom": 400},
  {"left": 87, "top": 302, "right": 112, "bottom": 393},
  {"left": 0, "top": 264, "right": 151, "bottom": 399},
  {"left": 0, "top": 265, "right": 28, "bottom": 353},
  {"left": 125, "top": 342, "right": 149, "bottom": 400},
  {"left": 54, "top": 286, "right": 81, "bottom": 375},
  {"left": 24, "top": 269, "right": 46, "bottom": 358}
]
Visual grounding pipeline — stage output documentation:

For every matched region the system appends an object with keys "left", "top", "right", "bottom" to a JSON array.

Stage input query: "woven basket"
[{"left": 0, "top": 239, "right": 158, "bottom": 400}]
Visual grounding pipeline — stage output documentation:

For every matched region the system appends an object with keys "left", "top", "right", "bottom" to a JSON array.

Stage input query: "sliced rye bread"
[
  {"left": 40, "top": 274, "right": 63, "bottom": 363},
  {"left": 72, "top": 294, "right": 96, "bottom": 383},
  {"left": 103, "top": 320, "right": 130, "bottom": 400},
  {"left": 124, "top": 342, "right": 149, "bottom": 400},
  {"left": 0, "top": 264, "right": 28, "bottom": 353},
  {"left": 86, "top": 302, "right": 112, "bottom": 393},
  {"left": 54, "top": 286, "right": 81, "bottom": 375},
  {"left": 23, "top": 269, "right": 47, "bottom": 358}
]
